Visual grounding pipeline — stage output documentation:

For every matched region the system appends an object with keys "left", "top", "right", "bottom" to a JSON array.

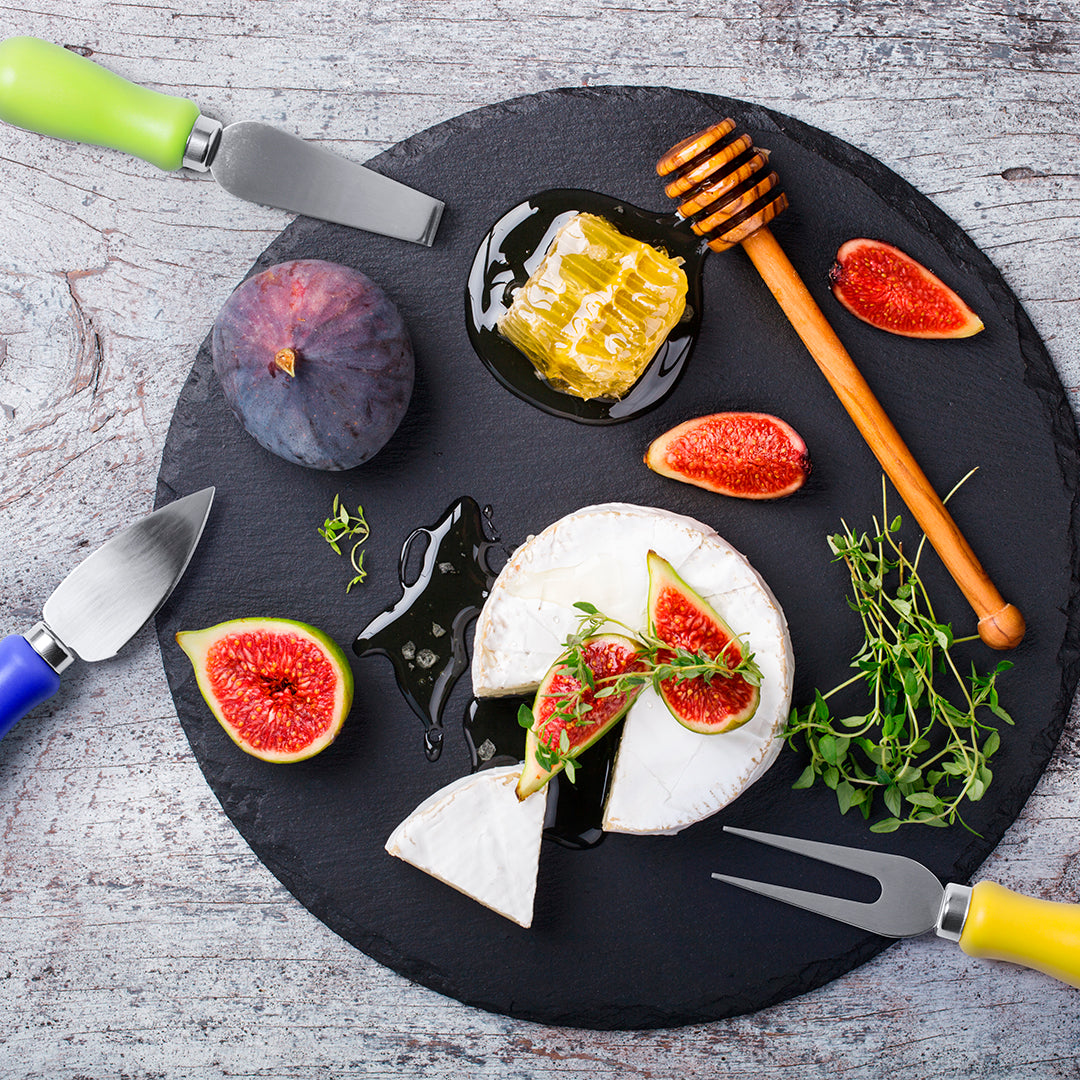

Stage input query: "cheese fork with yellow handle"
[{"left": 715, "top": 827, "right": 1080, "bottom": 988}]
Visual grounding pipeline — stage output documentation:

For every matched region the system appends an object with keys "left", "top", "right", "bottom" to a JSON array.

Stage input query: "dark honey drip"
[
  {"left": 465, "top": 188, "right": 707, "bottom": 425},
  {"left": 463, "top": 696, "right": 616, "bottom": 850},
  {"left": 462, "top": 694, "right": 527, "bottom": 772},
  {"left": 356, "top": 495, "right": 615, "bottom": 846},
  {"left": 354, "top": 496, "right": 498, "bottom": 761}
]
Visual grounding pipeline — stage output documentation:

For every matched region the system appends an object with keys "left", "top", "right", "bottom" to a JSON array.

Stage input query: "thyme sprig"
[
  {"left": 784, "top": 481, "right": 1013, "bottom": 833},
  {"left": 518, "top": 602, "right": 762, "bottom": 782},
  {"left": 318, "top": 495, "right": 370, "bottom": 592}
]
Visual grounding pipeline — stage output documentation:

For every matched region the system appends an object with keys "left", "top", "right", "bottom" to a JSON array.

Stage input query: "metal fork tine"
[
  {"left": 710, "top": 872, "right": 898, "bottom": 936},
  {"left": 715, "top": 826, "right": 945, "bottom": 938},
  {"left": 723, "top": 826, "right": 895, "bottom": 875}
]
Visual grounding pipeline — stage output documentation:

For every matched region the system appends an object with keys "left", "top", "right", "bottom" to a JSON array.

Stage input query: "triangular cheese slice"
[{"left": 385, "top": 764, "right": 548, "bottom": 927}]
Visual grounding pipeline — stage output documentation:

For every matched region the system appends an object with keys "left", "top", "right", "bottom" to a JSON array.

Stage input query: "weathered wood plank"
[{"left": 1, "top": 1, "right": 1078, "bottom": 1076}]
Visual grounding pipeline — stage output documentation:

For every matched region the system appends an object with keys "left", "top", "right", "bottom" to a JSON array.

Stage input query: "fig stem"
[{"left": 274, "top": 347, "right": 297, "bottom": 376}]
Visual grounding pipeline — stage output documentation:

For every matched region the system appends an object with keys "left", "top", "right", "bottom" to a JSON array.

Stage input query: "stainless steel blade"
[
  {"left": 42, "top": 488, "right": 215, "bottom": 663},
  {"left": 209, "top": 121, "right": 443, "bottom": 246},
  {"left": 714, "top": 827, "right": 946, "bottom": 938}
]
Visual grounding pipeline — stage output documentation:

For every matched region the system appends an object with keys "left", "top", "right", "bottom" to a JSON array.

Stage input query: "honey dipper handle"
[{"left": 740, "top": 226, "right": 1024, "bottom": 650}]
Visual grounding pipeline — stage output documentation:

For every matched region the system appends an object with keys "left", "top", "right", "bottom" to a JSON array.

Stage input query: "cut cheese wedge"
[
  {"left": 471, "top": 503, "right": 793, "bottom": 835},
  {"left": 385, "top": 764, "right": 549, "bottom": 927}
]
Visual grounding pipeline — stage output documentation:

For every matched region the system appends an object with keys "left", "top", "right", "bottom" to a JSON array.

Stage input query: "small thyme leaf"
[
  {"left": 320, "top": 496, "right": 371, "bottom": 592},
  {"left": 345, "top": 548, "right": 367, "bottom": 593}
]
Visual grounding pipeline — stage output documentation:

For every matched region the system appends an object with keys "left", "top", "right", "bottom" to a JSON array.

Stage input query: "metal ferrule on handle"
[
  {"left": 182, "top": 115, "right": 223, "bottom": 172},
  {"left": 936, "top": 882, "right": 972, "bottom": 942}
]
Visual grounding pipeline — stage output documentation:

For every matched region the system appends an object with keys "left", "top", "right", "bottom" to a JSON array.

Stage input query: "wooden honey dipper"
[{"left": 658, "top": 120, "right": 1025, "bottom": 650}]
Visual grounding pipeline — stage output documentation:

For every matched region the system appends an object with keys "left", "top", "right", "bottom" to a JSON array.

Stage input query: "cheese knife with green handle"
[{"left": 0, "top": 36, "right": 443, "bottom": 246}]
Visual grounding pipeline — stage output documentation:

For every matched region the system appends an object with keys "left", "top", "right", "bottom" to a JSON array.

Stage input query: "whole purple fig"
[{"left": 211, "top": 259, "right": 414, "bottom": 470}]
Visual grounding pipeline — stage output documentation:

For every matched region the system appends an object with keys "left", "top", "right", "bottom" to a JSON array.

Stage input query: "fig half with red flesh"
[
  {"left": 645, "top": 411, "right": 810, "bottom": 499},
  {"left": 829, "top": 238, "right": 984, "bottom": 339},
  {"left": 176, "top": 617, "right": 353, "bottom": 763},
  {"left": 516, "top": 634, "right": 647, "bottom": 800},
  {"left": 647, "top": 551, "right": 759, "bottom": 734}
]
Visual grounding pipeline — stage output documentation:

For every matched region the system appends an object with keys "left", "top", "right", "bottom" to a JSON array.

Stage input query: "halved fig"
[
  {"left": 647, "top": 552, "right": 759, "bottom": 733},
  {"left": 645, "top": 411, "right": 810, "bottom": 499},
  {"left": 176, "top": 617, "right": 353, "bottom": 762},
  {"left": 516, "top": 633, "right": 647, "bottom": 800},
  {"left": 829, "top": 238, "right": 984, "bottom": 339}
]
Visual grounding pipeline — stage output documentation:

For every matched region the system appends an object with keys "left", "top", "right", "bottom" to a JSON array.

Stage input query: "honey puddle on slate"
[{"left": 354, "top": 496, "right": 611, "bottom": 848}]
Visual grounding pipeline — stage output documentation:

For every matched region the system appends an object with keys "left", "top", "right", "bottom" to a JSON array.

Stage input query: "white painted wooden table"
[{"left": 2, "top": 3, "right": 1078, "bottom": 1077}]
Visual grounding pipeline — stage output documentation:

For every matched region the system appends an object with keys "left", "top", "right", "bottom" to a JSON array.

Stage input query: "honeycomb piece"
[{"left": 498, "top": 213, "right": 687, "bottom": 401}]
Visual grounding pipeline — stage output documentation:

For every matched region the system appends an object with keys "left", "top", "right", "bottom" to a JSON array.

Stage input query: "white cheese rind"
[
  {"left": 384, "top": 764, "right": 548, "bottom": 927},
  {"left": 471, "top": 503, "right": 793, "bottom": 835}
]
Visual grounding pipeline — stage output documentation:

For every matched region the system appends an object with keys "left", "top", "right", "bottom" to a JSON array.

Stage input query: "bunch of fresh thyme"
[
  {"left": 784, "top": 484, "right": 1013, "bottom": 833},
  {"left": 518, "top": 602, "right": 762, "bottom": 782},
  {"left": 318, "top": 495, "right": 370, "bottom": 592}
]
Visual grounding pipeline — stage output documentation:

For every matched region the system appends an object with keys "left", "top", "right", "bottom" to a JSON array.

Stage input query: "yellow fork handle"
[{"left": 959, "top": 880, "right": 1080, "bottom": 988}]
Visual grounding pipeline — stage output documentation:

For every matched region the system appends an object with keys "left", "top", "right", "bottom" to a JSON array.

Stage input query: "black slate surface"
[{"left": 154, "top": 87, "right": 1080, "bottom": 1029}]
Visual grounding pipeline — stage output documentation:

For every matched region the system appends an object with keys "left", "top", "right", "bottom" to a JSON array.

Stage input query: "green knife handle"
[{"left": 0, "top": 36, "right": 200, "bottom": 171}]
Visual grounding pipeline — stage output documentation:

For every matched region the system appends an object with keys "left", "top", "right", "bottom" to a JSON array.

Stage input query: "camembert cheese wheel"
[{"left": 471, "top": 503, "right": 793, "bottom": 834}]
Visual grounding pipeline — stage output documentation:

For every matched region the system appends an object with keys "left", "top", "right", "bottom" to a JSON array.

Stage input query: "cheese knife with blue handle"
[{"left": 0, "top": 487, "right": 214, "bottom": 741}]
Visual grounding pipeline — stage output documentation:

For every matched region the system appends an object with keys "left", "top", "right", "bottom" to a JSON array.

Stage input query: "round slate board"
[{"left": 155, "top": 87, "right": 1080, "bottom": 1029}]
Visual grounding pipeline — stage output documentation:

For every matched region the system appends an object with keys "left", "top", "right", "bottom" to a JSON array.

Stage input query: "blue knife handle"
[{"left": 0, "top": 634, "right": 62, "bottom": 740}]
